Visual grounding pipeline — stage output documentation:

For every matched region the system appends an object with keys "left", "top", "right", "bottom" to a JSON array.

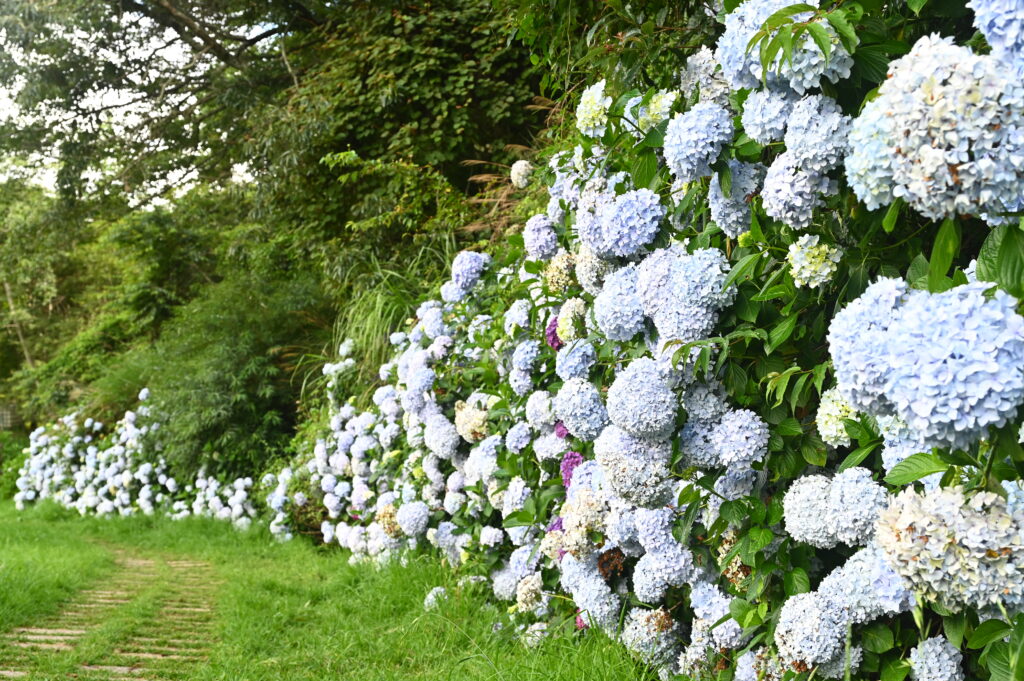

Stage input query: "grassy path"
[
  {"left": 0, "top": 551, "right": 218, "bottom": 680},
  {"left": 0, "top": 503, "right": 653, "bottom": 681}
]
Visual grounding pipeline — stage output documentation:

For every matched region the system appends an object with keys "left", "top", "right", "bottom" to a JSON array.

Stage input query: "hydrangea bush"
[{"left": 15, "top": 1, "right": 1024, "bottom": 678}]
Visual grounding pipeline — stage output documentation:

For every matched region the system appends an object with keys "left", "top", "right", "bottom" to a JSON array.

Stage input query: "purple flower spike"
[
  {"left": 554, "top": 421, "right": 569, "bottom": 439},
  {"left": 546, "top": 316, "right": 564, "bottom": 351},
  {"left": 560, "top": 451, "right": 583, "bottom": 488}
]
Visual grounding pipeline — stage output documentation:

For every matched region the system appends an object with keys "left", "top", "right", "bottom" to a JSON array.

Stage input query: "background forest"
[{"left": 0, "top": 0, "right": 548, "bottom": 476}]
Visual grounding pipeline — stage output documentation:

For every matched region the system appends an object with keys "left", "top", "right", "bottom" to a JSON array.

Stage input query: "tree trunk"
[{"left": 4, "top": 280, "right": 35, "bottom": 369}]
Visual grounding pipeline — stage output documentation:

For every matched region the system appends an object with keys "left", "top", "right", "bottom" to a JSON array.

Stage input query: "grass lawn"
[{"left": 0, "top": 502, "right": 654, "bottom": 681}]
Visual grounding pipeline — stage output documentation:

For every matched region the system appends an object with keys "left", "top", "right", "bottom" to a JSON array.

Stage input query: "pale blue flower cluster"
[
  {"left": 830, "top": 280, "right": 1024, "bottom": 451},
  {"left": 396, "top": 500, "right": 430, "bottom": 536},
  {"left": 762, "top": 95, "right": 848, "bottom": 230},
  {"left": 909, "top": 637, "right": 964, "bottom": 681},
  {"left": 714, "top": 0, "right": 796, "bottom": 91},
  {"left": 709, "top": 160, "right": 765, "bottom": 238},
  {"left": 606, "top": 358, "right": 677, "bottom": 441},
  {"left": 504, "top": 422, "right": 532, "bottom": 453},
  {"left": 784, "top": 468, "right": 887, "bottom": 549},
  {"left": 523, "top": 214, "right": 558, "bottom": 261},
  {"left": 593, "top": 265, "right": 645, "bottom": 341},
  {"left": 594, "top": 425, "right": 673, "bottom": 507},
  {"left": 636, "top": 244, "right": 735, "bottom": 343},
  {"left": 582, "top": 188, "right": 666, "bottom": 258},
  {"left": 555, "top": 339, "right": 596, "bottom": 381},
  {"left": 845, "top": 35, "right": 1024, "bottom": 224},
  {"left": 754, "top": 20, "right": 853, "bottom": 94},
  {"left": 663, "top": 102, "right": 733, "bottom": 184},
  {"left": 554, "top": 378, "right": 608, "bottom": 441},
  {"left": 503, "top": 299, "right": 531, "bottom": 337},
  {"left": 968, "top": 0, "right": 1024, "bottom": 74},
  {"left": 632, "top": 508, "right": 695, "bottom": 602},
  {"left": 741, "top": 88, "right": 795, "bottom": 144}
]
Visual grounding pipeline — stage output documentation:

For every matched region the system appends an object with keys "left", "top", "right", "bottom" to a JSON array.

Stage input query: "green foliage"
[
  {"left": 92, "top": 271, "right": 332, "bottom": 477},
  {"left": 493, "top": 0, "right": 718, "bottom": 95},
  {"left": 0, "top": 431, "right": 28, "bottom": 498}
]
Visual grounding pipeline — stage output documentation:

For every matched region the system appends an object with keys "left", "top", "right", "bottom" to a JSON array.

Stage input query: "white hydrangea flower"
[
  {"left": 787, "top": 235, "right": 841, "bottom": 288},
  {"left": 576, "top": 80, "right": 612, "bottom": 138},
  {"left": 816, "top": 387, "right": 857, "bottom": 448}
]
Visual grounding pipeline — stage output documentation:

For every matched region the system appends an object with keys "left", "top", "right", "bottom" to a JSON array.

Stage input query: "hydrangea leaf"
[
  {"left": 968, "top": 619, "right": 1012, "bottom": 649},
  {"left": 883, "top": 451, "right": 948, "bottom": 485},
  {"left": 996, "top": 223, "right": 1024, "bottom": 299}
]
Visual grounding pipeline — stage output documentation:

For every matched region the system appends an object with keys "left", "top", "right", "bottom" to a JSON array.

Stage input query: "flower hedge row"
[{"left": 14, "top": 1, "right": 1024, "bottom": 679}]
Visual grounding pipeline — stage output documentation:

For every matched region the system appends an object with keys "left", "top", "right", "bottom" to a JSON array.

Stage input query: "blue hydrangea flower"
[
  {"left": 636, "top": 244, "right": 735, "bottom": 343},
  {"left": 783, "top": 95, "right": 851, "bottom": 175},
  {"left": 511, "top": 340, "right": 541, "bottom": 372},
  {"left": 554, "top": 378, "right": 608, "bottom": 441},
  {"left": 418, "top": 304, "right": 449, "bottom": 339},
  {"left": 709, "top": 160, "right": 765, "bottom": 238},
  {"left": 845, "top": 35, "right": 1024, "bottom": 224},
  {"left": 594, "top": 425, "right": 673, "bottom": 507},
  {"left": 663, "top": 102, "right": 733, "bottom": 184},
  {"left": 969, "top": 0, "right": 1024, "bottom": 75},
  {"left": 882, "top": 283, "right": 1024, "bottom": 451},
  {"left": 509, "top": 368, "right": 533, "bottom": 396},
  {"left": 741, "top": 88, "right": 796, "bottom": 144},
  {"left": 503, "top": 299, "right": 531, "bottom": 337},
  {"left": 761, "top": 151, "right": 833, "bottom": 231},
  {"left": 909, "top": 637, "right": 964, "bottom": 681},
  {"left": 524, "top": 214, "right": 558, "bottom": 261},
  {"left": 396, "top": 501, "right": 430, "bottom": 536},
  {"left": 606, "top": 358, "right": 677, "bottom": 441},
  {"left": 505, "top": 422, "right": 532, "bottom": 453},
  {"left": 712, "top": 409, "right": 769, "bottom": 469},
  {"left": 827, "top": 277, "right": 908, "bottom": 415},
  {"left": 714, "top": 0, "right": 798, "bottom": 90},
  {"left": 582, "top": 188, "right": 666, "bottom": 258},
  {"left": 449, "top": 251, "right": 491, "bottom": 291},
  {"left": 555, "top": 340, "right": 596, "bottom": 381},
  {"left": 593, "top": 264, "right": 645, "bottom": 341}
]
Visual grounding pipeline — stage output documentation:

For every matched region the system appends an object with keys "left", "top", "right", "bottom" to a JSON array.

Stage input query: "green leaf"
[
  {"left": 969, "top": 619, "right": 1012, "bottom": 648},
  {"left": 838, "top": 442, "right": 879, "bottom": 472},
  {"left": 631, "top": 150, "right": 660, "bottom": 189},
  {"left": 881, "top": 658, "right": 911, "bottom": 681},
  {"left": 760, "top": 30, "right": 786, "bottom": 79},
  {"left": 944, "top": 612, "right": 968, "bottom": 648},
  {"left": 775, "top": 417, "right": 803, "bottom": 437},
  {"left": 805, "top": 21, "right": 832, "bottom": 63},
  {"left": 825, "top": 10, "right": 859, "bottom": 53},
  {"left": 729, "top": 598, "right": 753, "bottom": 624},
  {"left": 748, "top": 527, "right": 773, "bottom": 552},
  {"left": 763, "top": 3, "right": 817, "bottom": 29},
  {"left": 722, "top": 253, "right": 762, "bottom": 291},
  {"left": 766, "top": 314, "right": 797, "bottom": 354},
  {"left": 718, "top": 161, "right": 733, "bottom": 198},
  {"left": 907, "top": 253, "right": 929, "bottom": 285},
  {"left": 881, "top": 198, "right": 903, "bottom": 233},
  {"left": 977, "top": 224, "right": 1006, "bottom": 282},
  {"left": 997, "top": 222, "right": 1024, "bottom": 298},
  {"left": 783, "top": 567, "right": 810, "bottom": 595},
  {"left": 862, "top": 622, "right": 895, "bottom": 653},
  {"left": 883, "top": 451, "right": 948, "bottom": 486},
  {"left": 928, "top": 218, "right": 960, "bottom": 292},
  {"left": 907, "top": 0, "right": 928, "bottom": 14}
]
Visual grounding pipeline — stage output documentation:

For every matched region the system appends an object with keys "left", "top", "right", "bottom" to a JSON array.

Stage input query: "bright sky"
[{"left": 0, "top": 20, "right": 254, "bottom": 203}]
